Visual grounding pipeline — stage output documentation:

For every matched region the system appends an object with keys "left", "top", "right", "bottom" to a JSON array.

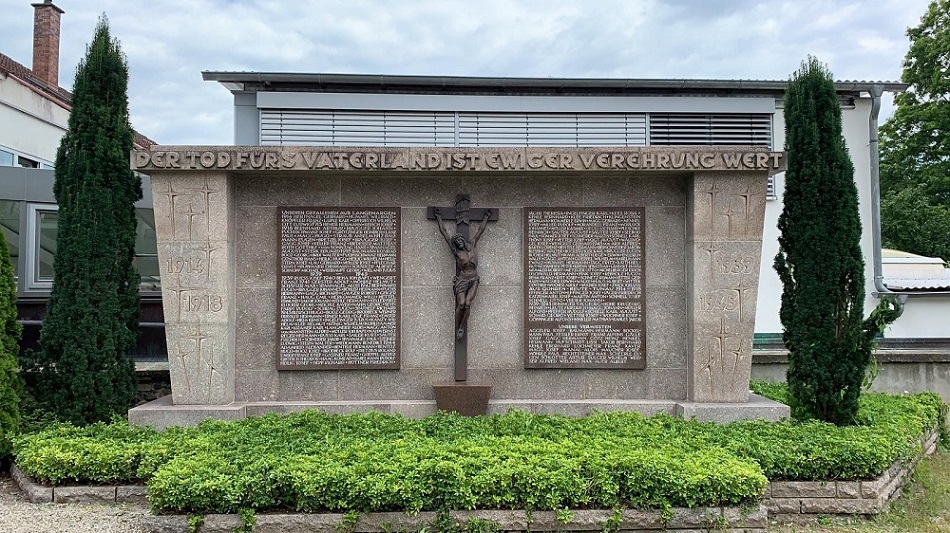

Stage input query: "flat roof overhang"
[{"left": 202, "top": 71, "right": 907, "bottom": 97}]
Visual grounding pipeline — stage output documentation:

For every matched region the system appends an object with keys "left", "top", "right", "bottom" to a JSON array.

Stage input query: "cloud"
[{"left": 0, "top": 0, "right": 933, "bottom": 144}]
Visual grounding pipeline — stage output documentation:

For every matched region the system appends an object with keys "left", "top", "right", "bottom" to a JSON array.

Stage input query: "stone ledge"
[
  {"left": 9, "top": 463, "right": 148, "bottom": 505},
  {"left": 129, "top": 397, "right": 793, "bottom": 430},
  {"left": 763, "top": 430, "right": 938, "bottom": 516},
  {"left": 141, "top": 506, "right": 768, "bottom": 533}
]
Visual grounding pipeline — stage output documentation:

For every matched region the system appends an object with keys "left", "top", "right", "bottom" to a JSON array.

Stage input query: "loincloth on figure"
[{"left": 453, "top": 275, "right": 480, "bottom": 295}]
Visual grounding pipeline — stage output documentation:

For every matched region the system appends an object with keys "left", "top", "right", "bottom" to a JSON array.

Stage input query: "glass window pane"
[
  {"left": 37, "top": 210, "right": 58, "bottom": 281},
  {"left": 135, "top": 208, "right": 160, "bottom": 290},
  {"left": 0, "top": 150, "right": 12, "bottom": 167},
  {"left": 0, "top": 200, "right": 20, "bottom": 281}
]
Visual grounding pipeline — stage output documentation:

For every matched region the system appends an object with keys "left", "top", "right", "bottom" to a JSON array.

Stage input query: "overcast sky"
[{"left": 0, "top": 0, "right": 931, "bottom": 145}]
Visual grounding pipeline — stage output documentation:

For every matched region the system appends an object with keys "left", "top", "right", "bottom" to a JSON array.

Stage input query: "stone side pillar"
[
  {"left": 686, "top": 171, "right": 767, "bottom": 403},
  {"left": 151, "top": 172, "right": 234, "bottom": 404}
]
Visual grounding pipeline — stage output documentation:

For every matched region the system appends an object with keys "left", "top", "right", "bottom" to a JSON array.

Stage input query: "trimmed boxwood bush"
[{"left": 12, "top": 386, "right": 946, "bottom": 516}]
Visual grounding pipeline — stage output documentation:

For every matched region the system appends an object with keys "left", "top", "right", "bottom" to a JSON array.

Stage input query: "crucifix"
[{"left": 427, "top": 194, "right": 499, "bottom": 382}]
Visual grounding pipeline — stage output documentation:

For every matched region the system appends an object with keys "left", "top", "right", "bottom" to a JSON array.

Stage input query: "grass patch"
[{"left": 11, "top": 385, "right": 946, "bottom": 516}]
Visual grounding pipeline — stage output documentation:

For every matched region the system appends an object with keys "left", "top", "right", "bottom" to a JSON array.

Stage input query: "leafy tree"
[
  {"left": 880, "top": 0, "right": 950, "bottom": 260},
  {"left": 0, "top": 229, "right": 23, "bottom": 456},
  {"left": 774, "top": 58, "right": 900, "bottom": 426},
  {"left": 23, "top": 17, "right": 141, "bottom": 425}
]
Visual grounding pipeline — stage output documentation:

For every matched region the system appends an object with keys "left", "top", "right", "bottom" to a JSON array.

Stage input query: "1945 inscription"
[
  {"left": 524, "top": 208, "right": 646, "bottom": 369},
  {"left": 277, "top": 208, "right": 400, "bottom": 370}
]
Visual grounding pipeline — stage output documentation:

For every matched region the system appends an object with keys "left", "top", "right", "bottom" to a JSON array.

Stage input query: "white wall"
[
  {"left": 756, "top": 97, "right": 947, "bottom": 339},
  {"left": 0, "top": 73, "right": 68, "bottom": 163},
  {"left": 757, "top": 98, "right": 884, "bottom": 335}
]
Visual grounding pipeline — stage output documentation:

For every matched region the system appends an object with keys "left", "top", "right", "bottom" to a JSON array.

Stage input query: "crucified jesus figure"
[{"left": 434, "top": 207, "right": 492, "bottom": 340}]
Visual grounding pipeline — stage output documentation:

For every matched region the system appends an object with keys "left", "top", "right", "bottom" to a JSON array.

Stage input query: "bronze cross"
[{"left": 427, "top": 194, "right": 499, "bottom": 381}]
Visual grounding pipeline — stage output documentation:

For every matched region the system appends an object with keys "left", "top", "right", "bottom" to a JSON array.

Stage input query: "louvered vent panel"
[
  {"left": 260, "top": 110, "right": 456, "bottom": 146},
  {"left": 649, "top": 114, "right": 772, "bottom": 147},
  {"left": 458, "top": 113, "right": 647, "bottom": 146}
]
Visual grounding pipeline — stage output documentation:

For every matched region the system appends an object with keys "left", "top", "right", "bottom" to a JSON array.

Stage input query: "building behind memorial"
[
  {"left": 125, "top": 69, "right": 950, "bottom": 427},
  {"left": 0, "top": 0, "right": 164, "bottom": 366},
  {"left": 204, "top": 71, "right": 949, "bottom": 344}
]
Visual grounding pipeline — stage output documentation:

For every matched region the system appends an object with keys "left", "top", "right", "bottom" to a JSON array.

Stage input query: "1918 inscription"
[
  {"left": 524, "top": 208, "right": 646, "bottom": 368},
  {"left": 277, "top": 208, "right": 400, "bottom": 369}
]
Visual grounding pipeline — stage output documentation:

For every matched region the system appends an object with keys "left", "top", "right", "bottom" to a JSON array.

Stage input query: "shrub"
[
  {"left": 12, "top": 390, "right": 944, "bottom": 515},
  {"left": 0, "top": 227, "right": 22, "bottom": 457}
]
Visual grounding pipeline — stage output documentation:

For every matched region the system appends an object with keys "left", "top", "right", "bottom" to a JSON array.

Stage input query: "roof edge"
[{"left": 201, "top": 71, "right": 908, "bottom": 94}]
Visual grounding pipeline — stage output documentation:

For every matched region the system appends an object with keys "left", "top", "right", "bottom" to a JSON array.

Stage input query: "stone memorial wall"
[{"left": 129, "top": 146, "right": 787, "bottom": 428}]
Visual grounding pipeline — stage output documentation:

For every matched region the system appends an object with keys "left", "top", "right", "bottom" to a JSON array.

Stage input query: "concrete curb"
[
  {"left": 9, "top": 463, "right": 147, "bottom": 505},
  {"left": 142, "top": 506, "right": 769, "bottom": 533},
  {"left": 764, "top": 430, "right": 939, "bottom": 517}
]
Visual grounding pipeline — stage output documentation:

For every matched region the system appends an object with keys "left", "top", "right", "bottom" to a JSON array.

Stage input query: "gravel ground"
[{"left": 0, "top": 472, "right": 150, "bottom": 533}]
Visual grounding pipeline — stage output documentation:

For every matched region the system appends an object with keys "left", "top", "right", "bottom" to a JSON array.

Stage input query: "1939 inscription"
[
  {"left": 524, "top": 208, "right": 646, "bottom": 369},
  {"left": 277, "top": 208, "right": 400, "bottom": 369}
]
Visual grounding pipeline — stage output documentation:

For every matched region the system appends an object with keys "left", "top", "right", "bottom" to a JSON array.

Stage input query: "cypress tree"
[
  {"left": 0, "top": 228, "right": 23, "bottom": 455},
  {"left": 774, "top": 58, "right": 900, "bottom": 425},
  {"left": 23, "top": 17, "right": 141, "bottom": 425}
]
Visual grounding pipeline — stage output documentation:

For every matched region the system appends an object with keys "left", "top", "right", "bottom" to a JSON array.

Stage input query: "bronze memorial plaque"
[
  {"left": 277, "top": 207, "right": 400, "bottom": 370},
  {"left": 524, "top": 208, "right": 646, "bottom": 369}
]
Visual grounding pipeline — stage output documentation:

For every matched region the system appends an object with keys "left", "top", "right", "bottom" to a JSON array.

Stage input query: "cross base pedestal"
[{"left": 433, "top": 382, "right": 492, "bottom": 416}]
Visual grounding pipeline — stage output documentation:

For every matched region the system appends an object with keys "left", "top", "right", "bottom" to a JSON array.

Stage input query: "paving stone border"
[
  {"left": 141, "top": 506, "right": 768, "bottom": 533},
  {"left": 763, "top": 430, "right": 938, "bottom": 518},
  {"left": 9, "top": 463, "right": 147, "bottom": 505}
]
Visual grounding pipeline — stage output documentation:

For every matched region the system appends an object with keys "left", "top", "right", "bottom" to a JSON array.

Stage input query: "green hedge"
[{"left": 12, "top": 387, "right": 946, "bottom": 515}]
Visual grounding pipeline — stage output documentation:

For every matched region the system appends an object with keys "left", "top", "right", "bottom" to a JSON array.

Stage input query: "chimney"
[{"left": 31, "top": 0, "right": 64, "bottom": 88}]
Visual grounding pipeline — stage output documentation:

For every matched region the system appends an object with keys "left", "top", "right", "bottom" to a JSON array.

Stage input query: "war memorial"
[{"left": 129, "top": 142, "right": 789, "bottom": 428}]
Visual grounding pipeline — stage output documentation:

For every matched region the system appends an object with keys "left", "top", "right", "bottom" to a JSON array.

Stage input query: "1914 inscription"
[
  {"left": 524, "top": 208, "right": 646, "bottom": 369},
  {"left": 277, "top": 208, "right": 400, "bottom": 369}
]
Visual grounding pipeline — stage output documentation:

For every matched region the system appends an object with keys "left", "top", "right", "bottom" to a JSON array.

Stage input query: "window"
[
  {"left": 135, "top": 208, "right": 160, "bottom": 291},
  {"left": 0, "top": 200, "right": 20, "bottom": 282},
  {"left": 0, "top": 150, "right": 13, "bottom": 167},
  {"left": 23, "top": 204, "right": 161, "bottom": 292},
  {"left": 17, "top": 156, "right": 40, "bottom": 169},
  {"left": 25, "top": 204, "right": 56, "bottom": 290}
]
